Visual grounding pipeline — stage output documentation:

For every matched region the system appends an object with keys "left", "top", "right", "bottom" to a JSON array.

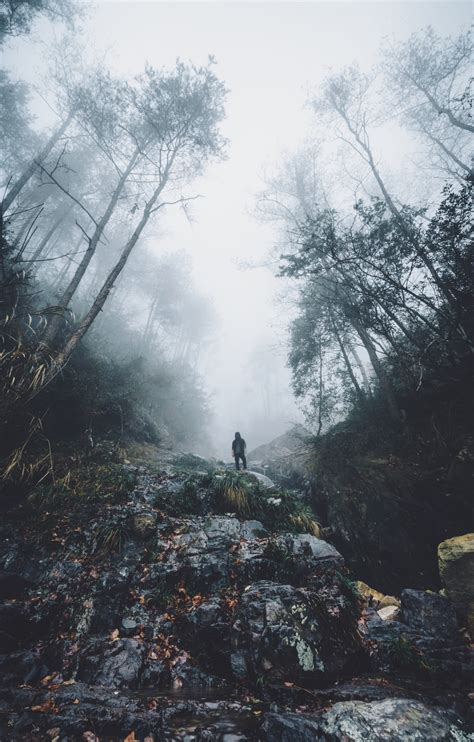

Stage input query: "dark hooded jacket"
[{"left": 232, "top": 433, "right": 246, "bottom": 456}]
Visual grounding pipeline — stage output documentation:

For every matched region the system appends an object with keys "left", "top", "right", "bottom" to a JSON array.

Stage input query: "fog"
[{"left": 2, "top": 0, "right": 471, "bottom": 458}]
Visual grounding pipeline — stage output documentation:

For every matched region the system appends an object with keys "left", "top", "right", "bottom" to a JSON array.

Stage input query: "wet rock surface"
[
  {"left": 438, "top": 533, "right": 474, "bottom": 637},
  {"left": 319, "top": 698, "right": 472, "bottom": 741},
  {"left": 0, "top": 448, "right": 472, "bottom": 740}
]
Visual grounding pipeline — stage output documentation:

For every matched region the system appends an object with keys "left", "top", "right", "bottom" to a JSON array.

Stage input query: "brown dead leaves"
[{"left": 31, "top": 698, "right": 57, "bottom": 713}]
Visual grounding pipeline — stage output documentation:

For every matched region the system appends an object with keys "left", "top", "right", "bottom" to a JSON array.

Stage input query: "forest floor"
[{"left": 0, "top": 441, "right": 472, "bottom": 741}]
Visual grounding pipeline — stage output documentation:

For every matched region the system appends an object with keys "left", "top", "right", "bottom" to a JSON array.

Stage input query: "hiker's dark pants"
[{"left": 234, "top": 453, "right": 247, "bottom": 471}]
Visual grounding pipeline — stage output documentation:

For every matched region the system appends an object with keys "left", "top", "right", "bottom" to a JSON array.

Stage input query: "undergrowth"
[
  {"left": 209, "top": 470, "right": 321, "bottom": 536},
  {"left": 386, "top": 635, "right": 434, "bottom": 673},
  {"left": 28, "top": 461, "right": 137, "bottom": 512}
]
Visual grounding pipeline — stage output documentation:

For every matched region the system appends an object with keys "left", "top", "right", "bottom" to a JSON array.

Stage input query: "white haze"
[{"left": 3, "top": 0, "right": 471, "bottom": 458}]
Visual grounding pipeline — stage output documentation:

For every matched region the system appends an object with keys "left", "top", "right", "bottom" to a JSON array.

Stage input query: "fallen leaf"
[
  {"left": 46, "top": 727, "right": 60, "bottom": 738},
  {"left": 40, "top": 674, "right": 56, "bottom": 686},
  {"left": 31, "top": 699, "right": 56, "bottom": 713}
]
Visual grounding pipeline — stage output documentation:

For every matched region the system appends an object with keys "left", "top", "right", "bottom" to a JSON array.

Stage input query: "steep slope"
[{"left": 0, "top": 444, "right": 472, "bottom": 740}]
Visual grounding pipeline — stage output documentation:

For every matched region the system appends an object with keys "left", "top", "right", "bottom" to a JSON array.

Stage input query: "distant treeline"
[{"left": 261, "top": 28, "right": 473, "bottom": 431}]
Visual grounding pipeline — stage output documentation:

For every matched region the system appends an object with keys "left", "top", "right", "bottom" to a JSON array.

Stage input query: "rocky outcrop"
[
  {"left": 262, "top": 712, "right": 322, "bottom": 740},
  {"left": 262, "top": 699, "right": 472, "bottom": 741},
  {"left": 247, "top": 424, "right": 311, "bottom": 488},
  {"left": 0, "top": 451, "right": 472, "bottom": 740},
  {"left": 230, "top": 579, "right": 362, "bottom": 683},
  {"left": 319, "top": 698, "right": 471, "bottom": 741},
  {"left": 401, "top": 589, "right": 459, "bottom": 639},
  {"left": 438, "top": 533, "right": 474, "bottom": 637}
]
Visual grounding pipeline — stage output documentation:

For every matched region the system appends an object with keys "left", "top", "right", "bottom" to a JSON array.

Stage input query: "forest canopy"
[
  {"left": 259, "top": 27, "right": 473, "bottom": 433},
  {"left": 0, "top": 10, "right": 227, "bottom": 468}
]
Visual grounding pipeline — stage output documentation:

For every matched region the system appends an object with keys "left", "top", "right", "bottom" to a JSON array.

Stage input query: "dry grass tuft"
[
  {"left": 290, "top": 513, "right": 321, "bottom": 537},
  {"left": 212, "top": 471, "right": 251, "bottom": 516}
]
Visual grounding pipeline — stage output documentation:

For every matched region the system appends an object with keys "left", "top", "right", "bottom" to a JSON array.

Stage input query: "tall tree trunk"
[
  {"left": 50, "top": 236, "right": 84, "bottom": 292},
  {"left": 348, "top": 340, "right": 372, "bottom": 396},
  {"left": 41, "top": 147, "right": 140, "bottom": 348},
  {"left": 331, "top": 317, "right": 365, "bottom": 404},
  {"left": 29, "top": 207, "right": 72, "bottom": 263},
  {"left": 52, "top": 177, "right": 167, "bottom": 369},
  {"left": 12, "top": 209, "right": 39, "bottom": 252},
  {"left": 360, "top": 130, "right": 473, "bottom": 350},
  {"left": 351, "top": 315, "right": 400, "bottom": 423},
  {"left": 316, "top": 338, "right": 324, "bottom": 437},
  {"left": 3, "top": 112, "right": 74, "bottom": 213},
  {"left": 143, "top": 295, "right": 159, "bottom": 349},
  {"left": 377, "top": 299, "right": 424, "bottom": 350}
]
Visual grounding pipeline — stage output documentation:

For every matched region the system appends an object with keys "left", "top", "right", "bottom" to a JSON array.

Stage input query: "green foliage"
[
  {"left": 210, "top": 471, "right": 253, "bottom": 516},
  {"left": 386, "top": 636, "right": 433, "bottom": 673},
  {"left": 289, "top": 508, "right": 321, "bottom": 537},
  {"left": 95, "top": 515, "right": 131, "bottom": 554},
  {"left": 146, "top": 583, "right": 174, "bottom": 610},
  {"left": 210, "top": 470, "right": 321, "bottom": 535},
  {"left": 28, "top": 461, "right": 136, "bottom": 511},
  {"left": 263, "top": 538, "right": 293, "bottom": 564},
  {"left": 0, "top": 0, "right": 79, "bottom": 40},
  {"left": 150, "top": 466, "right": 321, "bottom": 536},
  {"left": 153, "top": 475, "right": 208, "bottom": 517},
  {"left": 334, "top": 571, "right": 361, "bottom": 610},
  {"left": 281, "top": 179, "right": 474, "bottom": 431}
]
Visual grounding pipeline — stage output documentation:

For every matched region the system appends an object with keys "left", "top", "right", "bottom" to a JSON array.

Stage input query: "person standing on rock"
[{"left": 232, "top": 432, "right": 247, "bottom": 471}]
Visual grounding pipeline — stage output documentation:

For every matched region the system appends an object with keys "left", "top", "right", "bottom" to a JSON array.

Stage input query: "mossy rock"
[
  {"left": 355, "top": 581, "right": 385, "bottom": 605},
  {"left": 131, "top": 512, "right": 157, "bottom": 540},
  {"left": 438, "top": 533, "right": 474, "bottom": 637}
]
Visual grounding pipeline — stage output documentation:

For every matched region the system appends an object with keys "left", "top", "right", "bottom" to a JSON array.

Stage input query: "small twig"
[
  {"left": 19, "top": 248, "right": 88, "bottom": 263},
  {"left": 35, "top": 160, "right": 99, "bottom": 227}
]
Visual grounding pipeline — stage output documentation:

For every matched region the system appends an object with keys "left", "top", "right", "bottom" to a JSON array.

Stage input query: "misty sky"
[{"left": 3, "top": 1, "right": 471, "bottom": 457}]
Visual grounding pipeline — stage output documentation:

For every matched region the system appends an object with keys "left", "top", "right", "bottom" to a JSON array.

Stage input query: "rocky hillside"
[{"left": 0, "top": 443, "right": 472, "bottom": 741}]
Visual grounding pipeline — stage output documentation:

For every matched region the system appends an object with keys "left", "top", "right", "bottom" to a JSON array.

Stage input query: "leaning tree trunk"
[
  {"left": 351, "top": 315, "right": 400, "bottom": 423},
  {"left": 52, "top": 177, "right": 167, "bottom": 370},
  {"left": 29, "top": 207, "right": 73, "bottom": 263},
  {"left": 41, "top": 147, "right": 140, "bottom": 348},
  {"left": 348, "top": 341, "right": 372, "bottom": 396},
  {"left": 331, "top": 317, "right": 366, "bottom": 405},
  {"left": 2, "top": 112, "right": 74, "bottom": 213}
]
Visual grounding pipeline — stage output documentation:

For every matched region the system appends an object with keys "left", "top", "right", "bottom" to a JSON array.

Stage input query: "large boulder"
[
  {"left": 230, "top": 580, "right": 362, "bottom": 683},
  {"left": 320, "top": 698, "right": 471, "bottom": 741},
  {"left": 401, "top": 589, "right": 458, "bottom": 639},
  {"left": 438, "top": 533, "right": 474, "bottom": 637},
  {"left": 276, "top": 533, "right": 344, "bottom": 567},
  {"left": 80, "top": 638, "right": 146, "bottom": 689}
]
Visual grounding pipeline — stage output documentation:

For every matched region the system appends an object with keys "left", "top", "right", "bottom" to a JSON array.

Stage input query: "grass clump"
[
  {"left": 95, "top": 514, "right": 131, "bottom": 553},
  {"left": 153, "top": 474, "right": 212, "bottom": 517},
  {"left": 28, "top": 462, "right": 136, "bottom": 511},
  {"left": 289, "top": 509, "right": 321, "bottom": 537},
  {"left": 210, "top": 470, "right": 252, "bottom": 516},
  {"left": 209, "top": 470, "right": 321, "bottom": 536},
  {"left": 386, "top": 636, "right": 433, "bottom": 673}
]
